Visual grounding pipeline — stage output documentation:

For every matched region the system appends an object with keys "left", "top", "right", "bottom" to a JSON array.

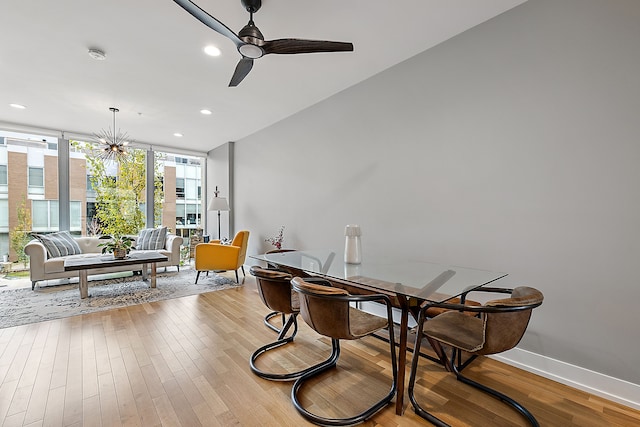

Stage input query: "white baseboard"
[
  {"left": 492, "top": 348, "right": 640, "bottom": 411},
  {"left": 358, "top": 302, "right": 640, "bottom": 411}
]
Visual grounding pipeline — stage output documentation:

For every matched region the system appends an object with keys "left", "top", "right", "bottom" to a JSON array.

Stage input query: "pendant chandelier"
[{"left": 93, "top": 107, "right": 130, "bottom": 162}]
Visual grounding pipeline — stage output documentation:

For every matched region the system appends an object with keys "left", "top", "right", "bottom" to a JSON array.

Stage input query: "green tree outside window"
[{"left": 72, "top": 141, "right": 164, "bottom": 236}]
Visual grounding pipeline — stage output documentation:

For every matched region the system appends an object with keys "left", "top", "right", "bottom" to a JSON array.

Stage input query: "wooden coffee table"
[{"left": 64, "top": 252, "right": 169, "bottom": 299}]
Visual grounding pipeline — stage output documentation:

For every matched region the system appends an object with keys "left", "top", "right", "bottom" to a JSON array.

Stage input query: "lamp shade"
[{"left": 208, "top": 197, "right": 229, "bottom": 211}]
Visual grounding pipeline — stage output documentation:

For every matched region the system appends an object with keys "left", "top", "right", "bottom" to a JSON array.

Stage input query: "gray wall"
[
  {"left": 206, "top": 143, "right": 232, "bottom": 240},
  {"left": 231, "top": 0, "right": 640, "bottom": 386}
]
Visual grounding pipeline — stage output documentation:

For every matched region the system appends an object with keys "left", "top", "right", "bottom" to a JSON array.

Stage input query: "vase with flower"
[{"left": 265, "top": 226, "right": 285, "bottom": 250}]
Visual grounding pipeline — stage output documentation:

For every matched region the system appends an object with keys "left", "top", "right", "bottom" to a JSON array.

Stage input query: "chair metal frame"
[
  {"left": 262, "top": 248, "right": 297, "bottom": 334},
  {"left": 408, "top": 287, "right": 543, "bottom": 427},
  {"left": 250, "top": 267, "right": 333, "bottom": 381},
  {"left": 291, "top": 279, "right": 398, "bottom": 426}
]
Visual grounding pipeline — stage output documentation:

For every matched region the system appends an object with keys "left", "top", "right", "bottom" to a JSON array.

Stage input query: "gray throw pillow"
[
  {"left": 137, "top": 227, "right": 167, "bottom": 250},
  {"left": 33, "top": 231, "right": 82, "bottom": 258}
]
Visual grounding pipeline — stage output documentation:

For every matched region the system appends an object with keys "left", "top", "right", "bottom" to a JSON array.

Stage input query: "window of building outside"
[
  {"left": 0, "top": 198, "right": 8, "bottom": 256},
  {"left": 86, "top": 175, "right": 96, "bottom": 198},
  {"left": 28, "top": 201, "right": 80, "bottom": 233},
  {"left": 28, "top": 167, "right": 45, "bottom": 195},
  {"left": 32, "top": 200, "right": 59, "bottom": 231},
  {"left": 0, "top": 164, "right": 8, "bottom": 188},
  {"left": 176, "top": 178, "right": 185, "bottom": 199}
]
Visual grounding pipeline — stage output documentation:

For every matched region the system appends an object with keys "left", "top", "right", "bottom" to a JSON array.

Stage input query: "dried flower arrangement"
[{"left": 265, "top": 225, "right": 285, "bottom": 250}]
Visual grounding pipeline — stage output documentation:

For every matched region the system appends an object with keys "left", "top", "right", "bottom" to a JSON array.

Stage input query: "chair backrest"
[
  {"left": 291, "top": 277, "right": 356, "bottom": 340},
  {"left": 250, "top": 266, "right": 295, "bottom": 314},
  {"left": 231, "top": 230, "right": 250, "bottom": 265},
  {"left": 480, "top": 286, "right": 544, "bottom": 355}
]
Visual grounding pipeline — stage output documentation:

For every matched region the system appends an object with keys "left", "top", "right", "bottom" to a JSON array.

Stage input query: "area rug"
[{"left": 0, "top": 268, "right": 241, "bottom": 329}]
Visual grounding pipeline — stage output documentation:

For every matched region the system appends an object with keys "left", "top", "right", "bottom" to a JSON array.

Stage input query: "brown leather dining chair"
[
  {"left": 249, "top": 266, "right": 333, "bottom": 381},
  {"left": 408, "top": 286, "right": 544, "bottom": 426},
  {"left": 290, "top": 277, "right": 398, "bottom": 426},
  {"left": 261, "top": 248, "right": 297, "bottom": 331}
]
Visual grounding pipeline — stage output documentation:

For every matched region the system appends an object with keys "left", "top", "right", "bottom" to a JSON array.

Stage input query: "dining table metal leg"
[{"left": 395, "top": 296, "right": 410, "bottom": 415}]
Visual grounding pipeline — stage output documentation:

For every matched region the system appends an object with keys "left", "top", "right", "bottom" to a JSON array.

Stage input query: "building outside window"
[
  {"left": 31, "top": 200, "right": 60, "bottom": 232},
  {"left": 0, "top": 198, "right": 8, "bottom": 255},
  {"left": 28, "top": 167, "right": 45, "bottom": 195},
  {"left": 176, "top": 178, "right": 185, "bottom": 199},
  {"left": 0, "top": 165, "right": 7, "bottom": 185},
  {"left": 86, "top": 175, "right": 96, "bottom": 198},
  {"left": 0, "top": 164, "right": 7, "bottom": 194}
]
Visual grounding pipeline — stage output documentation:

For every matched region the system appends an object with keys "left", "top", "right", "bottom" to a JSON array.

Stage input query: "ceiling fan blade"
[
  {"left": 173, "top": 0, "right": 243, "bottom": 47},
  {"left": 229, "top": 58, "right": 254, "bottom": 87},
  {"left": 262, "top": 39, "right": 354, "bottom": 55}
]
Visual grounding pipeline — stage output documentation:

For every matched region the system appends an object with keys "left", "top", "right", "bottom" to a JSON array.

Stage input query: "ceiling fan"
[{"left": 173, "top": 0, "right": 354, "bottom": 87}]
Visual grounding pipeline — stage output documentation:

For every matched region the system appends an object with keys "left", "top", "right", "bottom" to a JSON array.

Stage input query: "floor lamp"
[{"left": 208, "top": 186, "right": 229, "bottom": 240}]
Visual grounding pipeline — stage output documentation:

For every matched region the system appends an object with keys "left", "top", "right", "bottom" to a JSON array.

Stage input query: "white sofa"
[{"left": 24, "top": 234, "right": 183, "bottom": 290}]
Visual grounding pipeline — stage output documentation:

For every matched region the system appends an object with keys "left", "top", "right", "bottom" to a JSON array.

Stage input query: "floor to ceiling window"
[
  {"left": 0, "top": 129, "right": 206, "bottom": 262},
  {"left": 71, "top": 140, "right": 151, "bottom": 236},
  {"left": 155, "top": 151, "right": 203, "bottom": 241},
  {"left": 0, "top": 131, "right": 61, "bottom": 259}
]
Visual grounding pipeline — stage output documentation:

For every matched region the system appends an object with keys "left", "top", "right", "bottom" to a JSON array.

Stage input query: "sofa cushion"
[
  {"left": 33, "top": 231, "right": 82, "bottom": 259},
  {"left": 44, "top": 253, "right": 103, "bottom": 274},
  {"left": 137, "top": 227, "right": 167, "bottom": 250},
  {"left": 132, "top": 248, "right": 171, "bottom": 259}
]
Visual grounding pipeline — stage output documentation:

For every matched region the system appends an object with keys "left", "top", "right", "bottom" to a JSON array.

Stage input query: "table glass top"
[{"left": 250, "top": 250, "right": 507, "bottom": 302}]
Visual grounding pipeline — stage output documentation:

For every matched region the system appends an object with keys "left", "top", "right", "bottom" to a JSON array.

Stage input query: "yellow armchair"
[{"left": 194, "top": 230, "right": 250, "bottom": 283}]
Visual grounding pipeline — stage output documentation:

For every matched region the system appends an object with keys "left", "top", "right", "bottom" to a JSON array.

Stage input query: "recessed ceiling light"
[
  {"left": 204, "top": 45, "right": 221, "bottom": 57},
  {"left": 88, "top": 48, "right": 106, "bottom": 60},
  {"left": 200, "top": 109, "right": 212, "bottom": 115},
  {"left": 9, "top": 103, "right": 26, "bottom": 109},
  {"left": 174, "top": 133, "right": 183, "bottom": 137}
]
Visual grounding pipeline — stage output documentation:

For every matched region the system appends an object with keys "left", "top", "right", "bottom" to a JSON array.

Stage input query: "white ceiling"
[{"left": 0, "top": 0, "right": 526, "bottom": 154}]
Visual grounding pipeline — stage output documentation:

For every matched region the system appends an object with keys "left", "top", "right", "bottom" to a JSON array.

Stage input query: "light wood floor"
[{"left": 1, "top": 275, "right": 639, "bottom": 427}]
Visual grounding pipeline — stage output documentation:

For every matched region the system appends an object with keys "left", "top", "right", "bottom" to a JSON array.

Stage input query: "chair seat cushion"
[
  {"left": 424, "top": 298, "right": 482, "bottom": 318},
  {"left": 423, "top": 311, "right": 485, "bottom": 353},
  {"left": 349, "top": 307, "right": 389, "bottom": 338}
]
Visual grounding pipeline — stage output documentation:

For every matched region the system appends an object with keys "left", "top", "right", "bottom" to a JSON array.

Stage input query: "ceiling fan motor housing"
[{"left": 239, "top": 22, "right": 264, "bottom": 41}]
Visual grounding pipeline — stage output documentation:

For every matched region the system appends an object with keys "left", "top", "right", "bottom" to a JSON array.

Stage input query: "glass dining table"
[{"left": 250, "top": 249, "right": 507, "bottom": 415}]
